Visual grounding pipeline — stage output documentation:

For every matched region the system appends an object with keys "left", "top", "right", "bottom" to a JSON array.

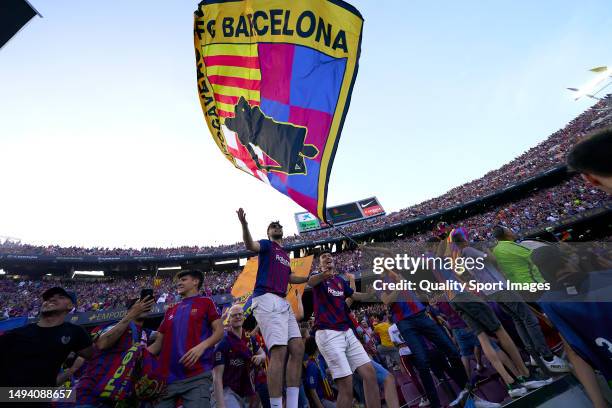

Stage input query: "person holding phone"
[
  {"left": 141, "top": 288, "right": 154, "bottom": 301},
  {"left": 75, "top": 294, "right": 155, "bottom": 407}
]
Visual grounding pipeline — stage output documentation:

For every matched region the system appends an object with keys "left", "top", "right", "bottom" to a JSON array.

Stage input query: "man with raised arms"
[{"left": 237, "top": 208, "right": 309, "bottom": 408}]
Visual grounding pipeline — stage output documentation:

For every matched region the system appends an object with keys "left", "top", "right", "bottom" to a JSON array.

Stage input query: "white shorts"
[
  {"left": 315, "top": 329, "right": 371, "bottom": 379},
  {"left": 252, "top": 293, "right": 301, "bottom": 349}
]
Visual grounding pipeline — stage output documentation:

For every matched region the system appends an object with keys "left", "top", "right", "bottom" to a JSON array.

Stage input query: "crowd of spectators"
[
  {"left": 422, "top": 175, "right": 608, "bottom": 242},
  {"left": 287, "top": 94, "right": 612, "bottom": 241},
  {"left": 2, "top": 168, "right": 608, "bottom": 319},
  {"left": 1, "top": 171, "right": 610, "bottom": 319},
  {"left": 1, "top": 96, "right": 611, "bottom": 319},
  {"left": 0, "top": 269, "right": 240, "bottom": 319},
  {"left": 1, "top": 96, "right": 610, "bottom": 258}
]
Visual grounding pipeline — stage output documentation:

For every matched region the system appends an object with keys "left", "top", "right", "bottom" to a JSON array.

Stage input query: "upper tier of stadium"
[{"left": 1, "top": 95, "right": 611, "bottom": 261}]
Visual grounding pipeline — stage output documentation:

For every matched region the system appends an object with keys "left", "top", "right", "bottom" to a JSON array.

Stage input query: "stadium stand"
[
  {"left": 1, "top": 95, "right": 610, "bottom": 260},
  {"left": 0, "top": 95, "right": 611, "bottom": 408}
]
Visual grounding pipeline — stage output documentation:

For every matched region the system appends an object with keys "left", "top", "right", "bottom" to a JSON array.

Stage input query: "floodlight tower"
[{"left": 567, "top": 66, "right": 612, "bottom": 101}]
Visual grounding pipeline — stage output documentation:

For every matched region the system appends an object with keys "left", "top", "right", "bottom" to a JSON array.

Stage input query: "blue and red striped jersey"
[
  {"left": 311, "top": 273, "right": 354, "bottom": 331},
  {"left": 213, "top": 331, "right": 258, "bottom": 397},
  {"left": 76, "top": 322, "right": 150, "bottom": 404},
  {"left": 158, "top": 295, "right": 221, "bottom": 384},
  {"left": 383, "top": 273, "right": 425, "bottom": 323},
  {"left": 253, "top": 239, "right": 291, "bottom": 298}
]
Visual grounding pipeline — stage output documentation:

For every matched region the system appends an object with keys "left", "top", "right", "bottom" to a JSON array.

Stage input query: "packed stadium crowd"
[
  {"left": 1, "top": 95, "right": 610, "bottom": 259},
  {"left": 0, "top": 270, "right": 240, "bottom": 319},
  {"left": 1, "top": 174, "right": 609, "bottom": 319},
  {"left": 1, "top": 222, "right": 611, "bottom": 407},
  {"left": 0, "top": 120, "right": 611, "bottom": 408},
  {"left": 295, "top": 175, "right": 610, "bottom": 243},
  {"left": 5, "top": 0, "right": 612, "bottom": 405}
]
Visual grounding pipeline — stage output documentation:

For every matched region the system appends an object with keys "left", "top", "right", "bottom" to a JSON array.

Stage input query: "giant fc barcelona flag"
[{"left": 194, "top": 0, "right": 363, "bottom": 220}]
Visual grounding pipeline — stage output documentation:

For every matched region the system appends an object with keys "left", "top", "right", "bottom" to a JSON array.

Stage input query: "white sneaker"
[
  {"left": 449, "top": 388, "right": 469, "bottom": 406},
  {"left": 473, "top": 396, "right": 501, "bottom": 408},
  {"left": 529, "top": 356, "right": 538, "bottom": 366},
  {"left": 418, "top": 397, "right": 431, "bottom": 407},
  {"left": 522, "top": 376, "right": 553, "bottom": 390},
  {"left": 507, "top": 384, "right": 528, "bottom": 398},
  {"left": 542, "top": 355, "right": 570, "bottom": 373}
]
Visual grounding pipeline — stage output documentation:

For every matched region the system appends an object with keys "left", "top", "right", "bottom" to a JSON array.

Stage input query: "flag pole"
[{"left": 328, "top": 221, "right": 360, "bottom": 247}]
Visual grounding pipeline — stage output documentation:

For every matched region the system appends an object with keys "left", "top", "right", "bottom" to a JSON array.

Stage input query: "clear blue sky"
[{"left": 0, "top": 0, "right": 609, "bottom": 248}]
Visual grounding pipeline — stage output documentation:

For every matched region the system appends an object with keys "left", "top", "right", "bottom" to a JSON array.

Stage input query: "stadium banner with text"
[
  {"left": 231, "top": 255, "right": 314, "bottom": 314},
  {"left": 194, "top": 0, "right": 363, "bottom": 220},
  {"left": 295, "top": 211, "right": 322, "bottom": 232}
]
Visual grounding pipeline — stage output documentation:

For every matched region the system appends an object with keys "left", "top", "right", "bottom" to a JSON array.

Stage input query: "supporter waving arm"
[{"left": 237, "top": 208, "right": 260, "bottom": 252}]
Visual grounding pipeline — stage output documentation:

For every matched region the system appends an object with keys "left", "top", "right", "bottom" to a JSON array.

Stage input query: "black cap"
[{"left": 42, "top": 287, "right": 77, "bottom": 305}]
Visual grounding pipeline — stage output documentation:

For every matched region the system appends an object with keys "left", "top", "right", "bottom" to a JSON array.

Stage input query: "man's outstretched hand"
[
  {"left": 237, "top": 208, "right": 247, "bottom": 226},
  {"left": 125, "top": 297, "right": 155, "bottom": 320}
]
